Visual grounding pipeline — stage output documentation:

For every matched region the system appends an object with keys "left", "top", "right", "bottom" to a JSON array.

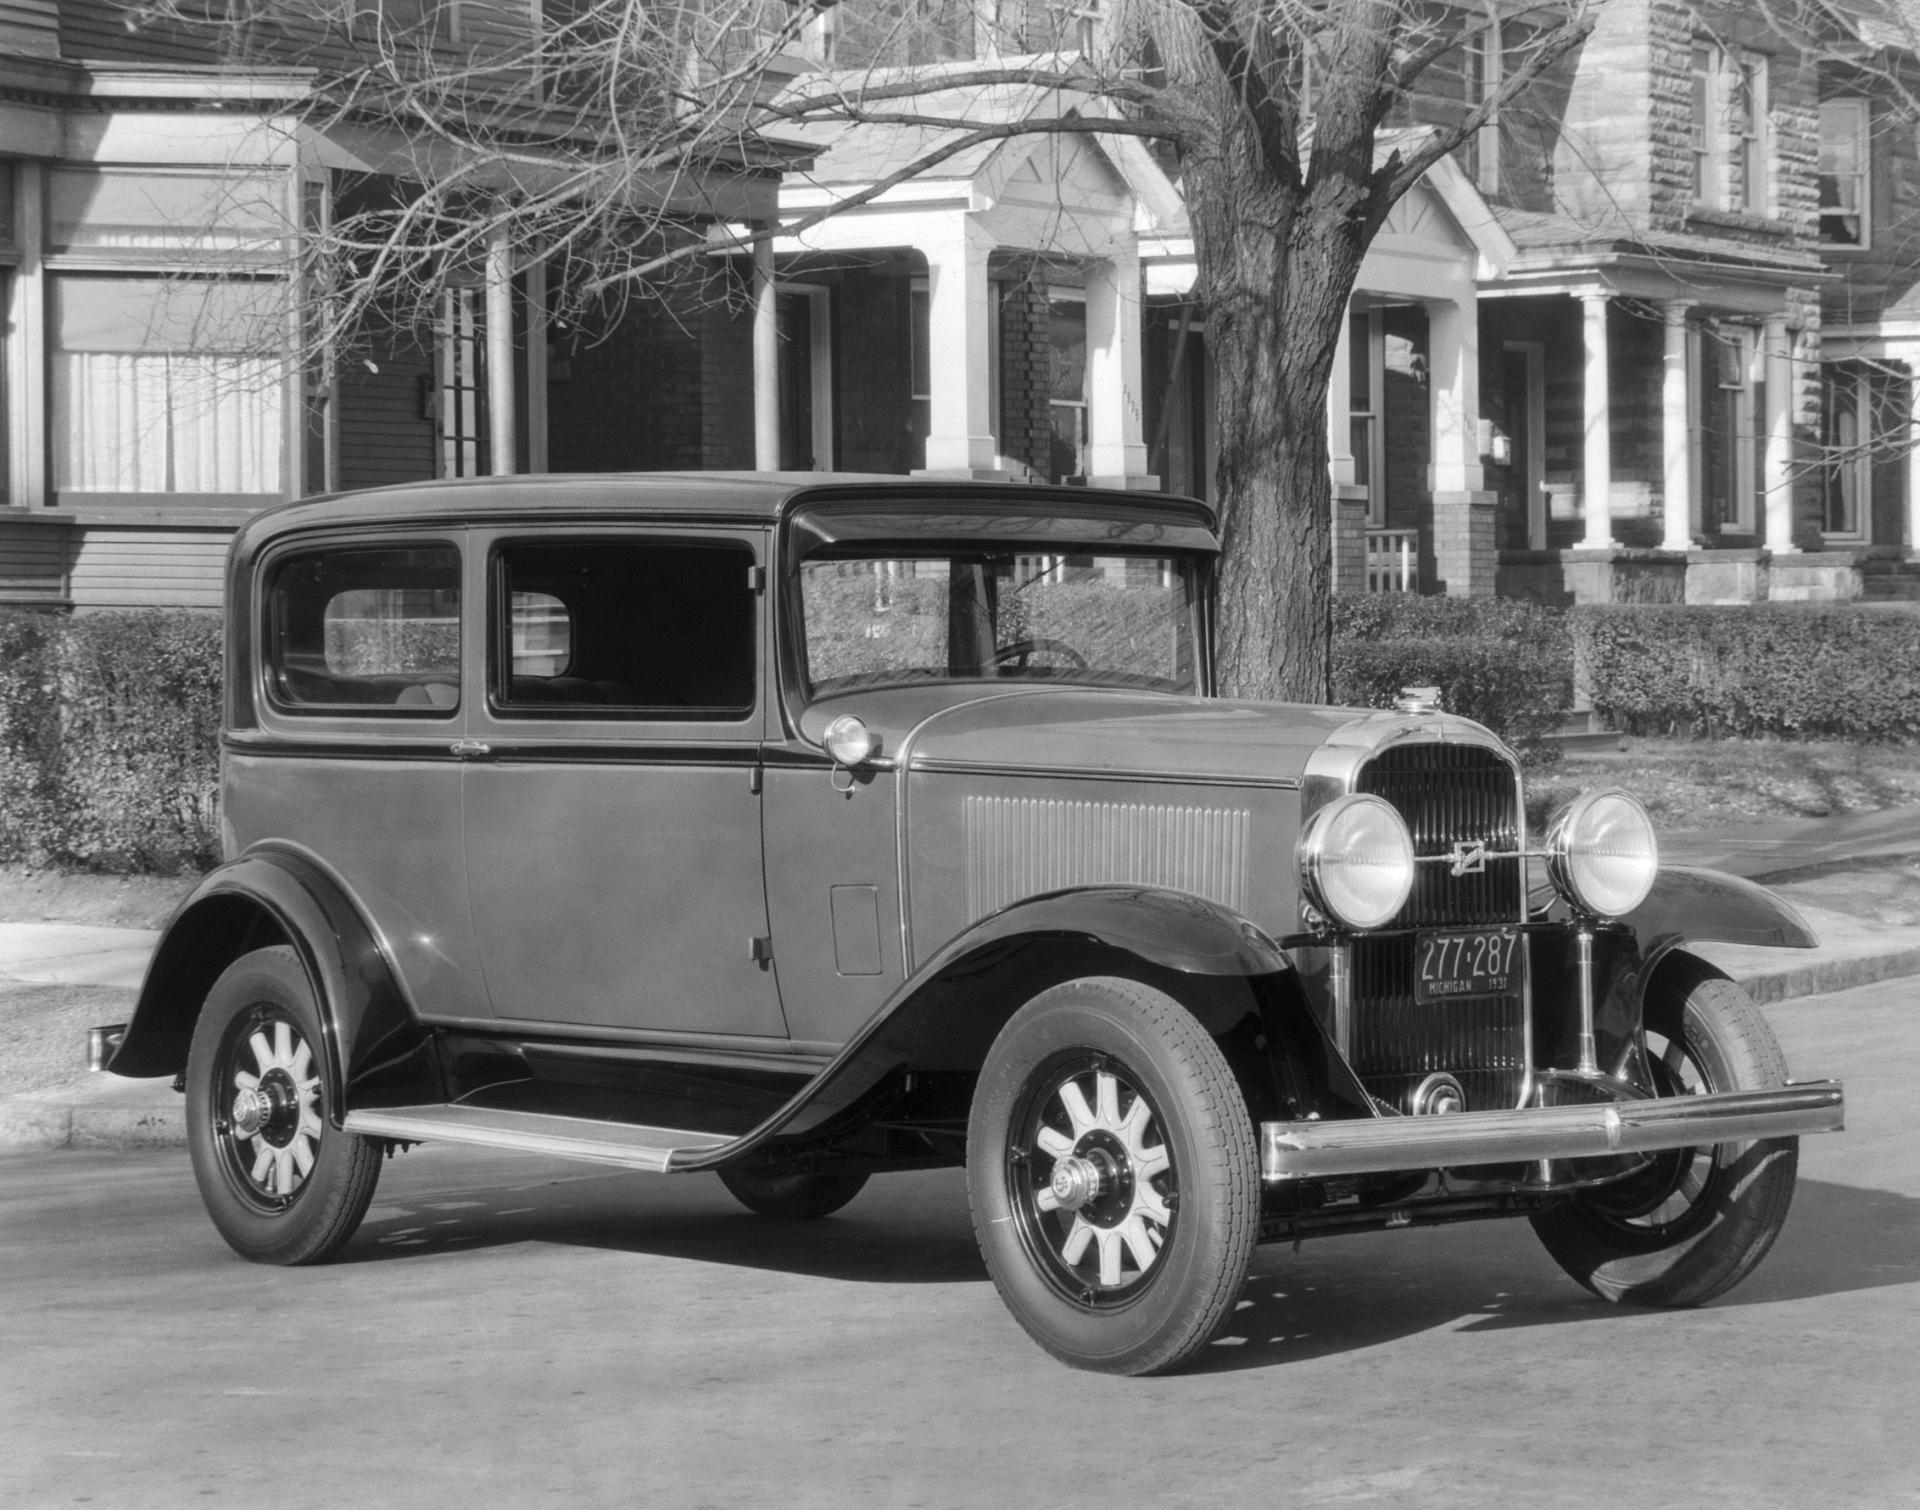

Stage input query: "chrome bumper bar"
[{"left": 1260, "top": 1081, "right": 1845, "bottom": 1182}]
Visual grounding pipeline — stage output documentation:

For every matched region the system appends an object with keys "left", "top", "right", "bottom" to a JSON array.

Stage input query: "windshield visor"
[{"left": 796, "top": 546, "right": 1205, "bottom": 696}]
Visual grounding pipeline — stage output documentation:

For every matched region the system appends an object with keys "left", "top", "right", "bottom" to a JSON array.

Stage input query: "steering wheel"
[{"left": 992, "top": 637, "right": 1089, "bottom": 671}]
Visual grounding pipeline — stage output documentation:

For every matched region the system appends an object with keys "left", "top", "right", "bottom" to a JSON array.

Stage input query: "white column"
[
  {"left": 1582, "top": 291, "right": 1615, "bottom": 548},
  {"left": 752, "top": 231, "right": 779, "bottom": 471},
  {"left": 525, "top": 260, "right": 549, "bottom": 474},
  {"left": 919, "top": 221, "right": 1000, "bottom": 475},
  {"left": 1427, "top": 295, "right": 1483, "bottom": 494},
  {"left": 1763, "top": 315, "right": 1795, "bottom": 555},
  {"left": 1328, "top": 306, "right": 1356, "bottom": 487},
  {"left": 1661, "top": 301, "right": 1693, "bottom": 551},
  {"left": 485, "top": 225, "right": 516, "bottom": 476},
  {"left": 1907, "top": 356, "right": 1920, "bottom": 557},
  {"left": 1084, "top": 248, "right": 1151, "bottom": 484},
  {"left": 8, "top": 163, "right": 46, "bottom": 505}
]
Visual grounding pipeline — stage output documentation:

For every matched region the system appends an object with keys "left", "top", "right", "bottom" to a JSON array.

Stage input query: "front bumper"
[{"left": 1260, "top": 1081, "right": 1845, "bottom": 1182}]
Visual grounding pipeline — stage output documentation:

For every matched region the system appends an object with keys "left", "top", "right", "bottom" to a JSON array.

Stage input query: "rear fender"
[
  {"left": 108, "top": 846, "right": 442, "bottom": 1121},
  {"left": 675, "top": 886, "right": 1368, "bottom": 1170}
]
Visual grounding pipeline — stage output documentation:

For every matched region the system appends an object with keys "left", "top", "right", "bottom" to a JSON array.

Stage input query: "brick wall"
[
  {"left": 834, "top": 268, "right": 918, "bottom": 474},
  {"left": 701, "top": 267, "right": 755, "bottom": 471},
  {"left": 998, "top": 278, "right": 1051, "bottom": 476},
  {"left": 547, "top": 272, "right": 711, "bottom": 473}
]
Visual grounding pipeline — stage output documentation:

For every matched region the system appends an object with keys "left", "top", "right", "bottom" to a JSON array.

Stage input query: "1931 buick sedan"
[{"left": 109, "top": 474, "right": 1844, "bottom": 1374}]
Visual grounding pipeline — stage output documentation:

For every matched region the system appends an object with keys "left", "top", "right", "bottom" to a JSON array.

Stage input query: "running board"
[{"left": 342, "top": 1105, "right": 733, "bottom": 1173}]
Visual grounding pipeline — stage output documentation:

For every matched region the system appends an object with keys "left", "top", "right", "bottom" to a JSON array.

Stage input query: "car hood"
[{"left": 802, "top": 686, "right": 1377, "bottom": 786}]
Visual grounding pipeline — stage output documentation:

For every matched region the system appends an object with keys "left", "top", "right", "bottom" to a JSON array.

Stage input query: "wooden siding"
[
  {"left": 68, "top": 525, "right": 230, "bottom": 610},
  {"left": 0, "top": 0, "right": 61, "bottom": 56},
  {"left": 0, "top": 519, "right": 72, "bottom": 605},
  {"left": 337, "top": 338, "right": 436, "bottom": 492}
]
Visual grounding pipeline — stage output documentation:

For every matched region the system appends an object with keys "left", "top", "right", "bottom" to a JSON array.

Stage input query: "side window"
[
  {"left": 266, "top": 544, "right": 461, "bottom": 712},
  {"left": 493, "top": 538, "right": 756, "bottom": 719}
]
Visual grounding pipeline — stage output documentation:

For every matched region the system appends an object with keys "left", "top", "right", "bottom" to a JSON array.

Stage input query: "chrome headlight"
[
  {"left": 1298, "top": 794, "right": 1415, "bottom": 931},
  {"left": 1547, "top": 789, "right": 1658, "bottom": 918}
]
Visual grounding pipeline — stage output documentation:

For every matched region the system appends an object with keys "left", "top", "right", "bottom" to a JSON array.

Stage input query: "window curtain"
[{"left": 54, "top": 351, "right": 282, "bottom": 494}]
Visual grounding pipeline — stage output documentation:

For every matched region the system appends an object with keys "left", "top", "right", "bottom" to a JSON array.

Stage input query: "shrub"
[
  {"left": 1574, "top": 604, "right": 1920, "bottom": 740},
  {"left": 1332, "top": 596, "right": 1575, "bottom": 764},
  {"left": 0, "top": 609, "right": 222, "bottom": 872}
]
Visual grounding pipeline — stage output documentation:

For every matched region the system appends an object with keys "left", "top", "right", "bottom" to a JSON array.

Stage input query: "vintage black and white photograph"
[{"left": 2, "top": 0, "right": 1917, "bottom": 1503}]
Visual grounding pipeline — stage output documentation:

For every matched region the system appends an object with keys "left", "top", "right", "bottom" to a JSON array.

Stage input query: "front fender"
[
  {"left": 1625, "top": 864, "right": 1818, "bottom": 990},
  {"left": 109, "top": 846, "right": 442, "bottom": 1120}
]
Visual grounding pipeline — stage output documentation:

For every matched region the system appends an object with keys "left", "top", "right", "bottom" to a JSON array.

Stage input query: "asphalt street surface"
[{"left": 5, "top": 977, "right": 1916, "bottom": 1510}]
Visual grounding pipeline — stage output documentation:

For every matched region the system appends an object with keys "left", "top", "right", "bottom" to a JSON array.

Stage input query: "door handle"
[{"left": 450, "top": 739, "right": 492, "bottom": 759}]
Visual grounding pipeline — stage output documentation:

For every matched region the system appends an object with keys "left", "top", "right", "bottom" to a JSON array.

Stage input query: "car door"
[
  {"left": 461, "top": 526, "right": 789, "bottom": 1040},
  {"left": 233, "top": 530, "right": 486, "bottom": 1022}
]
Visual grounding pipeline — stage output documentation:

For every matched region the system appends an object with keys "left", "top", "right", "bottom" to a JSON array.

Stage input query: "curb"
[{"left": 0, "top": 1082, "right": 186, "bottom": 1152}]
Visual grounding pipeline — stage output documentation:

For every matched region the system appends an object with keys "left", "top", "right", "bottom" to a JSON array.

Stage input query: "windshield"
[{"left": 798, "top": 548, "right": 1203, "bottom": 696}]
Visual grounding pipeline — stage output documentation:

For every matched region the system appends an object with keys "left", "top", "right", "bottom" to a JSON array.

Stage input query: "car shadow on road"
[
  {"left": 1185, "top": 1177, "right": 1920, "bottom": 1375},
  {"left": 344, "top": 1164, "right": 991, "bottom": 1284}
]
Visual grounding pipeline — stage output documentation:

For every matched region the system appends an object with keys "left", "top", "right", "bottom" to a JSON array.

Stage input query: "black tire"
[
  {"left": 1531, "top": 963, "right": 1798, "bottom": 1307},
  {"left": 185, "top": 946, "right": 381, "bottom": 1266},
  {"left": 717, "top": 1163, "right": 870, "bottom": 1219},
  {"left": 966, "top": 976, "right": 1259, "bottom": 1376}
]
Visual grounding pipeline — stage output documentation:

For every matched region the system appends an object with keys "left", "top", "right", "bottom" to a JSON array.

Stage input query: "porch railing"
[{"left": 1366, "top": 530, "right": 1419, "bottom": 593}]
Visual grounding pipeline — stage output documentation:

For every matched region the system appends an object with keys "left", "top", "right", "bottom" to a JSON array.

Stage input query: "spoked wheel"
[
  {"left": 1531, "top": 962, "right": 1798, "bottom": 1307},
  {"left": 186, "top": 947, "right": 380, "bottom": 1265},
  {"left": 718, "top": 1162, "right": 869, "bottom": 1219},
  {"left": 968, "top": 977, "right": 1257, "bottom": 1375}
]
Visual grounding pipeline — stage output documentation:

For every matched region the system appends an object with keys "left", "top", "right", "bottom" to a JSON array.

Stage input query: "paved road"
[{"left": 5, "top": 980, "right": 1916, "bottom": 1510}]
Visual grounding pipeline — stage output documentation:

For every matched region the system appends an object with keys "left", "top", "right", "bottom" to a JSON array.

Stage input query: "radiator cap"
[{"left": 1394, "top": 685, "right": 1443, "bottom": 714}]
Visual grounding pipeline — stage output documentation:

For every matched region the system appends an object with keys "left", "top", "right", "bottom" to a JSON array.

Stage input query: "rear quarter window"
[{"left": 265, "top": 543, "right": 461, "bottom": 713}]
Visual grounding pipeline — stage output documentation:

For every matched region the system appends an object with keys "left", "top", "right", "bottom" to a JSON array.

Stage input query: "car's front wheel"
[
  {"left": 1530, "top": 961, "right": 1798, "bottom": 1307},
  {"left": 186, "top": 946, "right": 381, "bottom": 1265},
  {"left": 967, "top": 976, "right": 1258, "bottom": 1375}
]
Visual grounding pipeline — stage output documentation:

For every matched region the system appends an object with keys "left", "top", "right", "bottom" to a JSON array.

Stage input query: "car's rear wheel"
[
  {"left": 186, "top": 946, "right": 380, "bottom": 1265},
  {"left": 967, "top": 976, "right": 1258, "bottom": 1375},
  {"left": 717, "top": 1162, "right": 870, "bottom": 1218},
  {"left": 1530, "top": 962, "right": 1798, "bottom": 1307}
]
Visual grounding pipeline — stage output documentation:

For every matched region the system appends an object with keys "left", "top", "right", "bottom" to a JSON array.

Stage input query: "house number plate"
[{"left": 1415, "top": 929, "right": 1520, "bottom": 1004}]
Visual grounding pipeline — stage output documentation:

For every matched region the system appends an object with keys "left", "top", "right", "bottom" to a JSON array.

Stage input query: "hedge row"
[
  {"left": 1573, "top": 603, "right": 1920, "bottom": 739},
  {"left": 0, "top": 610, "right": 222, "bottom": 872},
  {"left": 1331, "top": 595, "right": 1575, "bottom": 764}
]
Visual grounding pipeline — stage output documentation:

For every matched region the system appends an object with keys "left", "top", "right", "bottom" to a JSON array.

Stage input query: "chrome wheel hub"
[
  {"left": 219, "top": 1012, "right": 324, "bottom": 1206},
  {"left": 1018, "top": 1062, "right": 1175, "bottom": 1298}
]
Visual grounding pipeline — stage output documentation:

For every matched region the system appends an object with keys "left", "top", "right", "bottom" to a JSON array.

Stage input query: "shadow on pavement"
[{"left": 1186, "top": 1176, "right": 1920, "bottom": 1374}]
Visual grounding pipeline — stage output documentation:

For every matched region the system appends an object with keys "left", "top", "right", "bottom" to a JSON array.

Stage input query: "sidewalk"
[{"left": 5, "top": 813, "right": 1920, "bottom": 1153}]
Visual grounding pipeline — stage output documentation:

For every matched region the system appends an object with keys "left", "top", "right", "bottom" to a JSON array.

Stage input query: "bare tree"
[{"left": 153, "top": 0, "right": 1600, "bottom": 700}]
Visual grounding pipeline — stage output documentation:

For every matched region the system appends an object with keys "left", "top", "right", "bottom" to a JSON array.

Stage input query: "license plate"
[{"left": 1415, "top": 929, "right": 1520, "bottom": 1004}]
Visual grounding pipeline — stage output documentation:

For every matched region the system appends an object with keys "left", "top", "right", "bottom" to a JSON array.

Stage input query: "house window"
[
  {"left": 48, "top": 167, "right": 286, "bottom": 256},
  {"left": 437, "top": 287, "right": 485, "bottom": 478},
  {"left": 50, "top": 276, "right": 287, "bottom": 501},
  {"left": 1047, "top": 291, "right": 1088, "bottom": 482},
  {"left": 1691, "top": 44, "right": 1768, "bottom": 214},
  {"left": 1348, "top": 308, "right": 1386, "bottom": 526},
  {"left": 1819, "top": 98, "right": 1871, "bottom": 247},
  {"left": 1461, "top": 9, "right": 1500, "bottom": 196},
  {"left": 1696, "top": 324, "right": 1760, "bottom": 535}
]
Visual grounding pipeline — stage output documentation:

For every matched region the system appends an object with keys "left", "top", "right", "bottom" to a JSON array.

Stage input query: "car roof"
[{"left": 238, "top": 472, "right": 1219, "bottom": 540}]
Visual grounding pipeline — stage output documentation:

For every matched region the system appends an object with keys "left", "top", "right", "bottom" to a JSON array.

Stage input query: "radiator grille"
[{"left": 1350, "top": 743, "right": 1527, "bottom": 1112}]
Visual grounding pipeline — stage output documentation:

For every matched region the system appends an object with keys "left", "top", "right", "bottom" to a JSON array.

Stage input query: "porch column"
[
  {"left": 1660, "top": 301, "right": 1693, "bottom": 551},
  {"left": 1427, "top": 296, "right": 1483, "bottom": 495},
  {"left": 1327, "top": 307, "right": 1356, "bottom": 487},
  {"left": 918, "top": 221, "right": 1001, "bottom": 476},
  {"left": 1429, "top": 295, "right": 1495, "bottom": 596},
  {"left": 752, "top": 229, "right": 779, "bottom": 471},
  {"left": 1085, "top": 248, "right": 1153, "bottom": 486},
  {"left": 1908, "top": 363, "right": 1920, "bottom": 556},
  {"left": 1582, "top": 291, "right": 1615, "bottom": 548},
  {"left": 485, "top": 226, "right": 516, "bottom": 475},
  {"left": 1763, "top": 315, "right": 1796, "bottom": 555}
]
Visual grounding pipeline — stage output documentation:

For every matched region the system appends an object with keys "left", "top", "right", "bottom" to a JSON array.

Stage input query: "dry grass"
[{"left": 1527, "top": 737, "right": 1920, "bottom": 832}]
